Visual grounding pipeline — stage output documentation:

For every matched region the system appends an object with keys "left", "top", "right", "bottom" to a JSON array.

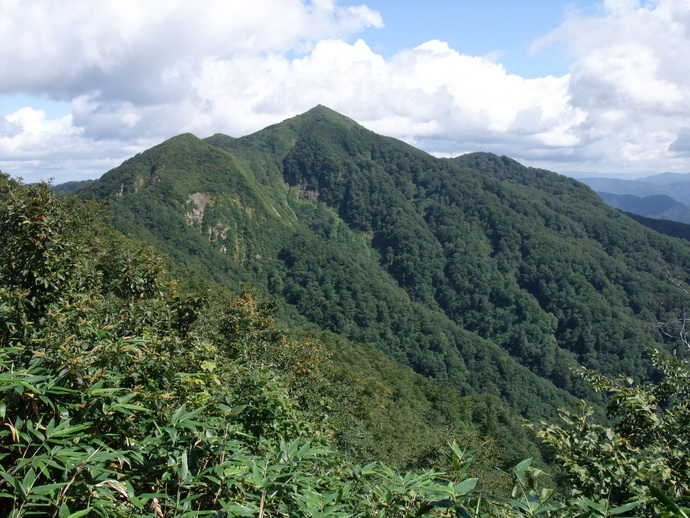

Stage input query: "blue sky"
[
  {"left": 0, "top": 94, "right": 71, "bottom": 120},
  {"left": 354, "top": 0, "right": 582, "bottom": 78},
  {"left": 1, "top": 0, "right": 690, "bottom": 183}
]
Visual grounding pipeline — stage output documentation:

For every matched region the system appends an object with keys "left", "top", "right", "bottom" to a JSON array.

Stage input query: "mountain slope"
[
  {"left": 81, "top": 106, "right": 690, "bottom": 418},
  {"left": 598, "top": 192, "right": 690, "bottom": 223},
  {"left": 626, "top": 212, "right": 690, "bottom": 242},
  {"left": 83, "top": 132, "right": 300, "bottom": 286}
]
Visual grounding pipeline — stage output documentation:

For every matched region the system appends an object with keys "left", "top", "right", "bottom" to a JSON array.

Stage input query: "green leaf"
[
  {"left": 171, "top": 404, "right": 186, "bottom": 426},
  {"left": 649, "top": 486, "right": 689, "bottom": 517},
  {"left": 180, "top": 450, "right": 189, "bottom": 481},
  {"left": 609, "top": 500, "right": 642, "bottom": 515},
  {"left": 358, "top": 462, "right": 378, "bottom": 477},
  {"left": 513, "top": 458, "right": 533, "bottom": 484},
  {"left": 453, "top": 478, "right": 478, "bottom": 495},
  {"left": 15, "top": 479, "right": 27, "bottom": 501},
  {"left": 110, "top": 402, "right": 148, "bottom": 415},
  {"left": 493, "top": 496, "right": 532, "bottom": 513},
  {"left": 578, "top": 498, "right": 607, "bottom": 513},
  {"left": 21, "top": 468, "right": 36, "bottom": 492},
  {"left": 0, "top": 471, "right": 18, "bottom": 490},
  {"left": 416, "top": 499, "right": 454, "bottom": 516},
  {"left": 31, "top": 482, "right": 68, "bottom": 496}
]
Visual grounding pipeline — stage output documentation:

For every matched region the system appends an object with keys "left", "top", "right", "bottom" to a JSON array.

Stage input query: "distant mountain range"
[
  {"left": 63, "top": 106, "right": 690, "bottom": 421},
  {"left": 579, "top": 173, "right": 690, "bottom": 224}
]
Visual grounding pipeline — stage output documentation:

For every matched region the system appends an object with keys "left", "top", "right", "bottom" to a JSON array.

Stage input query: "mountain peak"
[
  {"left": 80, "top": 105, "right": 690, "bottom": 422},
  {"left": 281, "top": 105, "right": 362, "bottom": 131}
]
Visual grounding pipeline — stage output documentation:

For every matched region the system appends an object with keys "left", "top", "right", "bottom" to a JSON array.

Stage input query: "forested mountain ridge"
[
  {"left": 626, "top": 211, "right": 690, "bottom": 242},
  {"left": 80, "top": 105, "right": 690, "bottom": 419}
]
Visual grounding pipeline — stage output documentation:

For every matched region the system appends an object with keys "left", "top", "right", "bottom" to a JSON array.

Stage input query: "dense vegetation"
[
  {"left": 626, "top": 212, "right": 690, "bottom": 242},
  {"left": 79, "top": 106, "right": 690, "bottom": 421},
  {"left": 6, "top": 161, "right": 690, "bottom": 518},
  {"left": 3, "top": 173, "right": 690, "bottom": 516}
]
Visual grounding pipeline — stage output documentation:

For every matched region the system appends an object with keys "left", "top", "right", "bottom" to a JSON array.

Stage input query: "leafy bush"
[{"left": 533, "top": 350, "right": 690, "bottom": 515}]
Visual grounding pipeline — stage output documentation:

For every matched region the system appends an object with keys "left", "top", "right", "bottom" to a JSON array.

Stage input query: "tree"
[{"left": 533, "top": 347, "right": 690, "bottom": 515}]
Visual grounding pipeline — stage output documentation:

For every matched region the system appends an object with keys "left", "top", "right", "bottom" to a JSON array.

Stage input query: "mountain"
[
  {"left": 579, "top": 173, "right": 690, "bottom": 223},
  {"left": 597, "top": 192, "right": 690, "bottom": 224},
  {"left": 579, "top": 177, "right": 671, "bottom": 199},
  {"left": 638, "top": 171, "right": 690, "bottom": 185},
  {"left": 50, "top": 178, "right": 95, "bottom": 194},
  {"left": 80, "top": 106, "right": 690, "bottom": 419},
  {"left": 598, "top": 193, "right": 684, "bottom": 215},
  {"left": 578, "top": 175, "right": 690, "bottom": 204}
]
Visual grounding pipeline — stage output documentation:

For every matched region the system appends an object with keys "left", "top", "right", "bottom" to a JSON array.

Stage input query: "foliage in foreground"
[
  {"left": 534, "top": 349, "right": 690, "bottom": 516},
  {"left": 1, "top": 174, "right": 689, "bottom": 516}
]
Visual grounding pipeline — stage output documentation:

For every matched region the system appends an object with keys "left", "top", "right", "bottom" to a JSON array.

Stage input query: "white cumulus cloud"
[
  {"left": 1, "top": 0, "right": 690, "bottom": 182},
  {"left": 533, "top": 0, "right": 690, "bottom": 171}
]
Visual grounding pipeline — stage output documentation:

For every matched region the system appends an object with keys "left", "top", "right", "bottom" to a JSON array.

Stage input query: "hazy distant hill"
[
  {"left": 80, "top": 106, "right": 690, "bottom": 419},
  {"left": 50, "top": 179, "right": 94, "bottom": 195},
  {"left": 598, "top": 192, "right": 690, "bottom": 224},
  {"left": 579, "top": 174, "right": 690, "bottom": 204},
  {"left": 639, "top": 172, "right": 690, "bottom": 185},
  {"left": 580, "top": 173, "right": 690, "bottom": 222}
]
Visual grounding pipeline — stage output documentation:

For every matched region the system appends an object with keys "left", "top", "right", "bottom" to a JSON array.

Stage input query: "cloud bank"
[{"left": 1, "top": 0, "right": 690, "bottom": 182}]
